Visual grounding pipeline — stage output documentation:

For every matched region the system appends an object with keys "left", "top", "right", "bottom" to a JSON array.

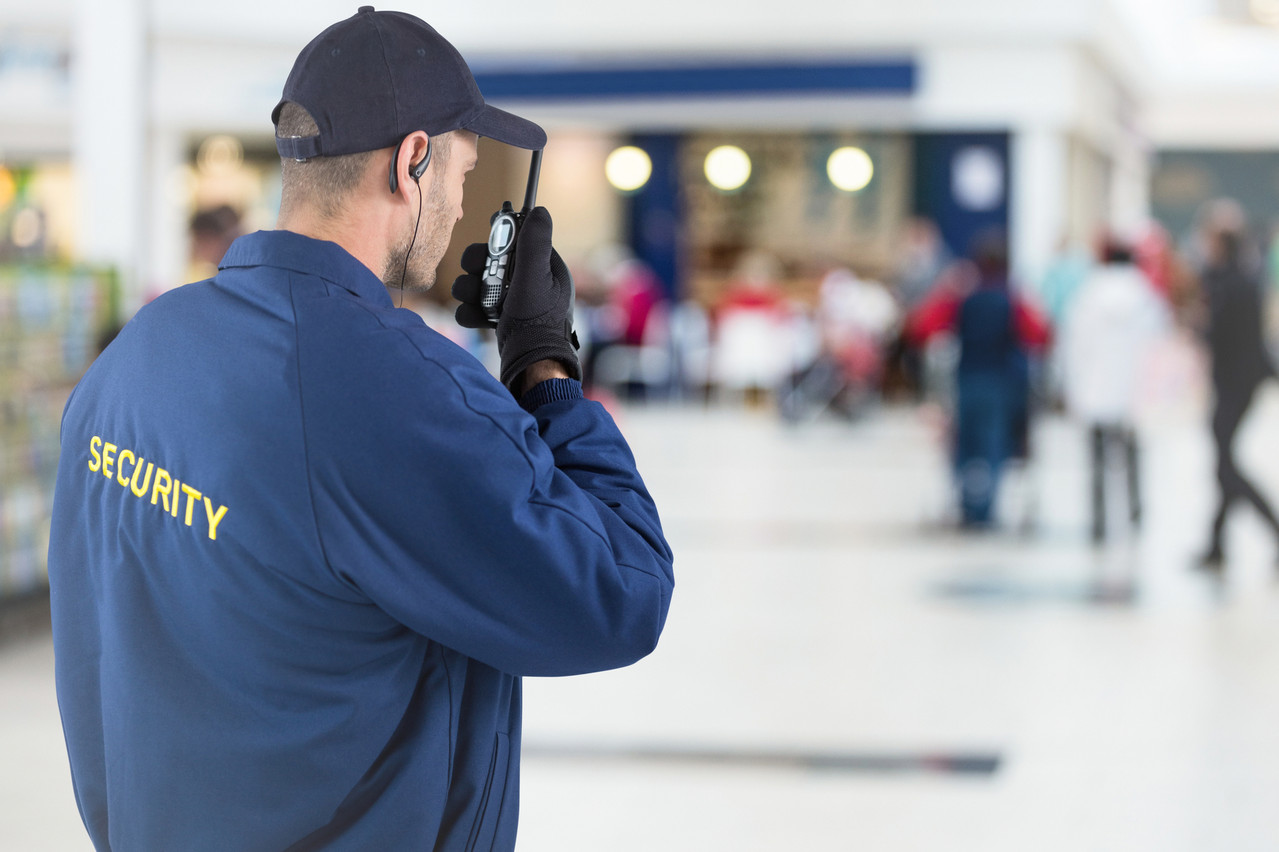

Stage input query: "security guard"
[{"left": 48, "top": 8, "right": 674, "bottom": 850}]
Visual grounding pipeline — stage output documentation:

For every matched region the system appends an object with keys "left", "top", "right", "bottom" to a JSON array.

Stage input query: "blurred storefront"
[
  {"left": 4, "top": 0, "right": 1279, "bottom": 599},
  {"left": 1151, "top": 149, "right": 1279, "bottom": 250},
  {"left": 7, "top": 1, "right": 1279, "bottom": 306},
  {"left": 5, "top": 1, "right": 1157, "bottom": 309},
  {"left": 0, "top": 0, "right": 1155, "bottom": 602}
]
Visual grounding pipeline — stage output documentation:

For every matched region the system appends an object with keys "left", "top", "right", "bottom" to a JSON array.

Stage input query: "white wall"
[
  {"left": 72, "top": 0, "right": 147, "bottom": 293},
  {"left": 1115, "top": 0, "right": 1279, "bottom": 147},
  {"left": 0, "top": 0, "right": 75, "bottom": 27},
  {"left": 10, "top": 1, "right": 1279, "bottom": 143},
  {"left": 146, "top": 0, "right": 1101, "bottom": 51},
  {"left": 0, "top": 19, "right": 73, "bottom": 157}
]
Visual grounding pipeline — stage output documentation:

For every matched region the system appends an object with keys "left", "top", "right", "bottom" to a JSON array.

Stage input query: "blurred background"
[{"left": 6, "top": 0, "right": 1279, "bottom": 849}]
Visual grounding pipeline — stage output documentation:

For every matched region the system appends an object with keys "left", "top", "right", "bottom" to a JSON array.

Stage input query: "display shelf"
[{"left": 0, "top": 264, "right": 117, "bottom": 600}]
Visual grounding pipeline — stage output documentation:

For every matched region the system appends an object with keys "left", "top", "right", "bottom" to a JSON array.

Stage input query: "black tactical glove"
[{"left": 452, "top": 206, "right": 581, "bottom": 390}]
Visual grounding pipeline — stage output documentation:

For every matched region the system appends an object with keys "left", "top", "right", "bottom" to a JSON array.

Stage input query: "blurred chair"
[
  {"left": 592, "top": 301, "right": 674, "bottom": 399},
  {"left": 668, "top": 300, "right": 713, "bottom": 401},
  {"left": 712, "top": 306, "right": 795, "bottom": 403}
]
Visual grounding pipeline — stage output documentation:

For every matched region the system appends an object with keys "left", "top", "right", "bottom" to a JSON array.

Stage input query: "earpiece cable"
[{"left": 398, "top": 181, "right": 423, "bottom": 308}]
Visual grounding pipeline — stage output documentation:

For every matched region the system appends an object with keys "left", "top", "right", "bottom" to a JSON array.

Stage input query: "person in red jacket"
[{"left": 908, "top": 229, "right": 1049, "bottom": 528}]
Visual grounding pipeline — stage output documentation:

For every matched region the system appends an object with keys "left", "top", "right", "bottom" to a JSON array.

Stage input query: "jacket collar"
[{"left": 219, "top": 230, "right": 393, "bottom": 309}]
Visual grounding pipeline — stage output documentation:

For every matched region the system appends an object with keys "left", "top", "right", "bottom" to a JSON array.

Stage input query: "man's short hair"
[
  {"left": 1100, "top": 235, "right": 1135, "bottom": 265},
  {"left": 276, "top": 102, "right": 378, "bottom": 220}
]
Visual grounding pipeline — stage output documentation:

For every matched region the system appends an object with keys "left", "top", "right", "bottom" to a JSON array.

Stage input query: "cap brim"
[{"left": 464, "top": 104, "right": 546, "bottom": 150}]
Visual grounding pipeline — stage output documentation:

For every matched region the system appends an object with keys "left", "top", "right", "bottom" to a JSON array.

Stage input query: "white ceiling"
[{"left": 1114, "top": 0, "right": 1279, "bottom": 92}]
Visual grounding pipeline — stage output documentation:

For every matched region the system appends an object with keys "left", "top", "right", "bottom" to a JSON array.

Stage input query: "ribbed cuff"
[{"left": 518, "top": 378, "right": 583, "bottom": 413}]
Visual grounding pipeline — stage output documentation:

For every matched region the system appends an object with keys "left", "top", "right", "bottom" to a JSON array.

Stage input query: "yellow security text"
[{"left": 88, "top": 436, "right": 230, "bottom": 541}]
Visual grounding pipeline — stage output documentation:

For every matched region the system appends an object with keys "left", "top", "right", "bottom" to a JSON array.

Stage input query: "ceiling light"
[
  {"left": 827, "top": 147, "right": 874, "bottom": 192},
  {"left": 605, "top": 146, "right": 652, "bottom": 192},
  {"left": 704, "top": 145, "right": 751, "bottom": 192}
]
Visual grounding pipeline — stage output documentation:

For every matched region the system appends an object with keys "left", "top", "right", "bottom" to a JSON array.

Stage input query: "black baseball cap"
[{"left": 272, "top": 6, "right": 546, "bottom": 160}]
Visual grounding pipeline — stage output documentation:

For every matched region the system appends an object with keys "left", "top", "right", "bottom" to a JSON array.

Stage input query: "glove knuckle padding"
[
  {"left": 451, "top": 271, "right": 480, "bottom": 303},
  {"left": 494, "top": 207, "right": 581, "bottom": 388},
  {"left": 454, "top": 303, "right": 489, "bottom": 330},
  {"left": 459, "top": 242, "right": 489, "bottom": 275},
  {"left": 451, "top": 241, "right": 497, "bottom": 329}
]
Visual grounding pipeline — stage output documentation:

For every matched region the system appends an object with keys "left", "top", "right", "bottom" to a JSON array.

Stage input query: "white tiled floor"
[{"left": 9, "top": 392, "right": 1279, "bottom": 850}]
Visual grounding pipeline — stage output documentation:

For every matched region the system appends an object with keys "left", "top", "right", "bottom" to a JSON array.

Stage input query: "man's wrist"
[
  {"left": 515, "top": 359, "right": 572, "bottom": 397},
  {"left": 517, "top": 375, "right": 582, "bottom": 413}
]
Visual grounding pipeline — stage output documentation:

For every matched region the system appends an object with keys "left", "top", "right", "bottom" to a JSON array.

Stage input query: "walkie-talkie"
[{"left": 481, "top": 149, "right": 543, "bottom": 323}]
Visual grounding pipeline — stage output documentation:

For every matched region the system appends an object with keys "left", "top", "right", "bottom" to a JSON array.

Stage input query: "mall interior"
[{"left": 5, "top": 0, "right": 1279, "bottom": 849}]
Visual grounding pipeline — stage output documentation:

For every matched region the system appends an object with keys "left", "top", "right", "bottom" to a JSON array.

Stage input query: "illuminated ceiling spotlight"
[
  {"left": 1252, "top": 0, "right": 1279, "bottom": 26},
  {"left": 827, "top": 146, "right": 874, "bottom": 192},
  {"left": 704, "top": 145, "right": 751, "bottom": 191},
  {"left": 197, "top": 135, "right": 244, "bottom": 174},
  {"left": 605, "top": 145, "right": 653, "bottom": 192}
]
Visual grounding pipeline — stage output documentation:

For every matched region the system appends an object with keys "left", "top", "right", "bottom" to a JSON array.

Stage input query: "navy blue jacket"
[{"left": 48, "top": 230, "right": 674, "bottom": 851}]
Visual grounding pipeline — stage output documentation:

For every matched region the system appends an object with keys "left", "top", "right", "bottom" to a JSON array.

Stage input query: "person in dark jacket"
[
  {"left": 47, "top": 9, "right": 674, "bottom": 851},
  {"left": 908, "top": 230, "right": 1050, "bottom": 528},
  {"left": 1197, "top": 217, "right": 1279, "bottom": 569}
]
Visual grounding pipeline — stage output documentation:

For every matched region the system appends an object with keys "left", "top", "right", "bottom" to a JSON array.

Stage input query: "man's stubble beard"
[{"left": 383, "top": 173, "right": 453, "bottom": 294}]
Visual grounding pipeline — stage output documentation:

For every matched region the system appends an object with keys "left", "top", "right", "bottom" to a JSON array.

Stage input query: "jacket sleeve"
[
  {"left": 1013, "top": 298, "right": 1052, "bottom": 349},
  {"left": 301, "top": 332, "right": 674, "bottom": 678},
  {"left": 904, "top": 290, "right": 959, "bottom": 346}
]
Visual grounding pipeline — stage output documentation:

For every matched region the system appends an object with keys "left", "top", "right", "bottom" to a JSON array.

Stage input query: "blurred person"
[
  {"left": 1134, "top": 223, "right": 1171, "bottom": 297},
  {"left": 715, "top": 249, "right": 789, "bottom": 316},
  {"left": 186, "top": 203, "right": 244, "bottom": 282},
  {"left": 1195, "top": 215, "right": 1279, "bottom": 570},
  {"left": 47, "top": 9, "right": 674, "bottom": 851},
  {"left": 1134, "top": 221, "right": 1195, "bottom": 313},
  {"left": 886, "top": 217, "right": 951, "bottom": 399},
  {"left": 818, "top": 266, "right": 901, "bottom": 375},
  {"left": 610, "top": 257, "right": 665, "bottom": 350},
  {"left": 667, "top": 296, "right": 715, "bottom": 402},
  {"left": 580, "top": 246, "right": 667, "bottom": 399},
  {"left": 781, "top": 266, "right": 900, "bottom": 421},
  {"left": 894, "top": 216, "right": 951, "bottom": 310},
  {"left": 1033, "top": 235, "right": 1091, "bottom": 410},
  {"left": 1036, "top": 235, "right": 1091, "bottom": 329},
  {"left": 713, "top": 250, "right": 796, "bottom": 404},
  {"left": 1060, "top": 235, "right": 1171, "bottom": 543},
  {"left": 908, "top": 230, "right": 1050, "bottom": 528},
  {"left": 1184, "top": 198, "right": 1253, "bottom": 278}
]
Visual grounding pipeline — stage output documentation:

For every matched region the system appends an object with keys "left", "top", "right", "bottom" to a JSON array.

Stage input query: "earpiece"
[
  {"left": 411, "top": 139, "right": 432, "bottom": 182},
  {"left": 388, "top": 136, "right": 432, "bottom": 194}
]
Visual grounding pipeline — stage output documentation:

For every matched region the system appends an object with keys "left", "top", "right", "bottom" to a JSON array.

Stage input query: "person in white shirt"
[{"left": 1060, "top": 236, "right": 1170, "bottom": 543}]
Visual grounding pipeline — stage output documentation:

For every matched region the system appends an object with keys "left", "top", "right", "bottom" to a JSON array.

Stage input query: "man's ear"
[{"left": 388, "top": 132, "right": 432, "bottom": 195}]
